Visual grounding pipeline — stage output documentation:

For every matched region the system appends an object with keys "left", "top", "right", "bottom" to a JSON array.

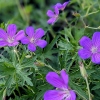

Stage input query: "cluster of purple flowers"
[
  {"left": 0, "top": 24, "right": 47, "bottom": 52},
  {"left": 2, "top": 1, "right": 100, "bottom": 100},
  {"left": 47, "top": 1, "right": 69, "bottom": 25}
]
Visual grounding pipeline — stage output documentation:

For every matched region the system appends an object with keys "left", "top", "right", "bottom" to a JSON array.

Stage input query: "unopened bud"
[
  {"left": 34, "top": 61, "right": 45, "bottom": 67},
  {"left": 72, "top": 12, "right": 80, "bottom": 17},
  {"left": 79, "top": 62, "right": 88, "bottom": 79},
  {"left": 3, "top": 88, "right": 6, "bottom": 100},
  {"left": 25, "top": 55, "right": 32, "bottom": 58}
]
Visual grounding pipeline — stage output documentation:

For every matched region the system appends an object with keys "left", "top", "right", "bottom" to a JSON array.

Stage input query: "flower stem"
[
  {"left": 45, "top": 64, "right": 59, "bottom": 73},
  {"left": 85, "top": 26, "right": 100, "bottom": 29},
  {"left": 80, "top": 16, "right": 86, "bottom": 27},
  {"left": 83, "top": 10, "right": 100, "bottom": 18},
  {"left": 14, "top": 48, "right": 21, "bottom": 64},
  {"left": 49, "top": 26, "right": 56, "bottom": 38},
  {"left": 80, "top": 16, "right": 100, "bottom": 30},
  {"left": 85, "top": 77, "right": 92, "bottom": 100}
]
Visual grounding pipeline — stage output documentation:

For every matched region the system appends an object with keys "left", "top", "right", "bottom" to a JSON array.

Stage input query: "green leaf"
[
  {"left": 58, "top": 41, "right": 73, "bottom": 50},
  {"left": 91, "top": 82, "right": 100, "bottom": 90},
  {"left": 69, "top": 79, "right": 88, "bottom": 100},
  {"left": 45, "top": 35, "right": 59, "bottom": 52},
  {"left": 17, "top": 71, "right": 33, "bottom": 86}
]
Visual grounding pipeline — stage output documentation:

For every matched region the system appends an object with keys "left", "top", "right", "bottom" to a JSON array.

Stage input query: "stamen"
[
  {"left": 7, "top": 37, "right": 14, "bottom": 43},
  {"left": 91, "top": 46, "right": 97, "bottom": 54}
]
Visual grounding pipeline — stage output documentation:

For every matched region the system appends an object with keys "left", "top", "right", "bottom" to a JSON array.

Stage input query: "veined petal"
[
  {"left": 0, "top": 28, "right": 7, "bottom": 39},
  {"left": 47, "top": 10, "right": 55, "bottom": 17},
  {"left": 78, "top": 48, "right": 91, "bottom": 59},
  {"left": 92, "top": 32, "right": 100, "bottom": 47},
  {"left": 54, "top": 6, "right": 59, "bottom": 15},
  {"left": 60, "top": 70, "right": 69, "bottom": 87},
  {"left": 34, "top": 28, "right": 44, "bottom": 39},
  {"left": 7, "top": 24, "right": 17, "bottom": 37},
  {"left": 36, "top": 40, "right": 47, "bottom": 48},
  {"left": 26, "top": 26, "right": 34, "bottom": 37},
  {"left": 0, "top": 40, "right": 7, "bottom": 47},
  {"left": 21, "top": 37, "right": 29, "bottom": 44},
  {"left": 44, "top": 90, "right": 65, "bottom": 100},
  {"left": 47, "top": 17, "right": 57, "bottom": 25},
  {"left": 92, "top": 53, "right": 100, "bottom": 64},
  {"left": 28, "top": 43, "right": 36, "bottom": 52},
  {"left": 46, "top": 72, "right": 65, "bottom": 88},
  {"left": 69, "top": 90, "right": 76, "bottom": 100},
  {"left": 79, "top": 36, "right": 92, "bottom": 49},
  {"left": 15, "top": 30, "right": 25, "bottom": 40}
]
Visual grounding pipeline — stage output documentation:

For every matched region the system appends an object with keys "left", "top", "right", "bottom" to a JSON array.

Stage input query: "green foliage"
[{"left": 0, "top": 0, "right": 100, "bottom": 100}]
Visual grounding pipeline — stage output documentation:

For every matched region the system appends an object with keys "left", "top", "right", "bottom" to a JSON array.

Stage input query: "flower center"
[
  {"left": 61, "top": 88, "right": 70, "bottom": 100},
  {"left": 54, "top": 14, "right": 58, "bottom": 18},
  {"left": 7, "top": 37, "right": 14, "bottom": 43},
  {"left": 30, "top": 37, "right": 35, "bottom": 43},
  {"left": 91, "top": 46, "right": 98, "bottom": 54}
]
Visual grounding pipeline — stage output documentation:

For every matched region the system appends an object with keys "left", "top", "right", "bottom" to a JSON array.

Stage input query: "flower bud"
[
  {"left": 34, "top": 60, "right": 45, "bottom": 67},
  {"left": 3, "top": 88, "right": 6, "bottom": 100},
  {"left": 25, "top": 55, "right": 32, "bottom": 58},
  {"left": 72, "top": 12, "right": 80, "bottom": 17},
  {"left": 79, "top": 62, "right": 88, "bottom": 79}
]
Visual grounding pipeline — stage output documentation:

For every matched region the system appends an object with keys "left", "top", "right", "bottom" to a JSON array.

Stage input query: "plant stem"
[
  {"left": 85, "top": 77, "right": 92, "bottom": 100},
  {"left": 49, "top": 26, "right": 56, "bottom": 38},
  {"left": 80, "top": 16, "right": 100, "bottom": 30},
  {"left": 80, "top": 16, "right": 86, "bottom": 27},
  {"left": 14, "top": 48, "right": 21, "bottom": 64},
  {"left": 85, "top": 26, "right": 100, "bottom": 29},
  {"left": 45, "top": 64, "right": 59, "bottom": 73},
  {"left": 83, "top": 10, "right": 100, "bottom": 18}
]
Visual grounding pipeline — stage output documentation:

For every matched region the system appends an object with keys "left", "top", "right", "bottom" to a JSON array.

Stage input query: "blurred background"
[{"left": 0, "top": 0, "right": 70, "bottom": 30}]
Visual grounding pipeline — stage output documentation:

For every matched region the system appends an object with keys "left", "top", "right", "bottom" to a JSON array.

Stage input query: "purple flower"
[
  {"left": 78, "top": 32, "right": 100, "bottom": 64},
  {"left": 55, "top": 1, "right": 69, "bottom": 11},
  {"left": 0, "top": 24, "right": 25, "bottom": 47},
  {"left": 21, "top": 26, "right": 47, "bottom": 52},
  {"left": 44, "top": 70, "right": 76, "bottom": 100},
  {"left": 47, "top": 6, "right": 59, "bottom": 25}
]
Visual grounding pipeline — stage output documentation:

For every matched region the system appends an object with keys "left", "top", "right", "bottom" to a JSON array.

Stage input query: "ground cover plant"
[{"left": 0, "top": 0, "right": 100, "bottom": 100}]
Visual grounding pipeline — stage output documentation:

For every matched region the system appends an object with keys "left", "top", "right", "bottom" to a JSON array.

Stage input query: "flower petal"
[
  {"left": 0, "top": 28, "right": 7, "bottom": 40},
  {"left": 47, "top": 17, "right": 57, "bottom": 25},
  {"left": 69, "top": 90, "right": 76, "bottom": 100},
  {"left": 62, "top": 2, "right": 69, "bottom": 9},
  {"left": 7, "top": 24, "right": 17, "bottom": 37},
  {"left": 46, "top": 72, "right": 65, "bottom": 88},
  {"left": 28, "top": 43, "right": 36, "bottom": 52},
  {"left": 92, "top": 53, "right": 100, "bottom": 64},
  {"left": 36, "top": 40, "right": 47, "bottom": 48},
  {"left": 7, "top": 42, "right": 19, "bottom": 46},
  {"left": 15, "top": 30, "right": 25, "bottom": 40},
  {"left": 60, "top": 70, "right": 69, "bottom": 87},
  {"left": 78, "top": 48, "right": 91, "bottom": 59},
  {"left": 47, "top": 10, "right": 55, "bottom": 17},
  {"left": 44, "top": 90, "right": 65, "bottom": 100},
  {"left": 54, "top": 6, "right": 59, "bottom": 15},
  {"left": 26, "top": 26, "right": 34, "bottom": 37},
  {"left": 0, "top": 40, "right": 7, "bottom": 47},
  {"left": 55, "top": 3, "right": 62, "bottom": 9},
  {"left": 34, "top": 28, "right": 44, "bottom": 39},
  {"left": 79, "top": 36, "right": 92, "bottom": 49},
  {"left": 21, "top": 37, "right": 29, "bottom": 44},
  {"left": 92, "top": 32, "right": 100, "bottom": 47}
]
